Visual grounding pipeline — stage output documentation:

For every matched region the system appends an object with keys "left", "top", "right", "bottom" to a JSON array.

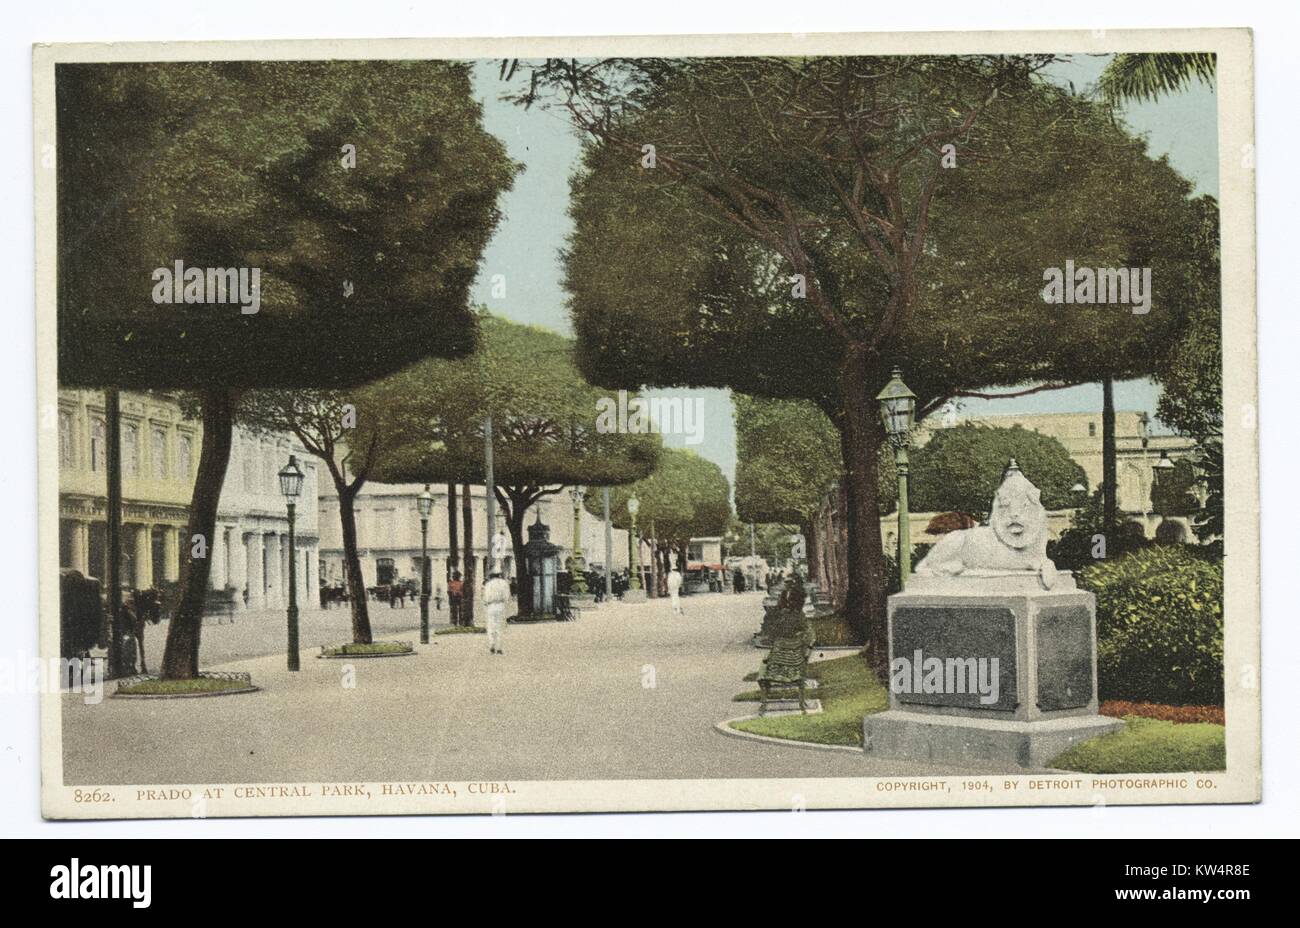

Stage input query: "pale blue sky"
[{"left": 467, "top": 55, "right": 1219, "bottom": 486}]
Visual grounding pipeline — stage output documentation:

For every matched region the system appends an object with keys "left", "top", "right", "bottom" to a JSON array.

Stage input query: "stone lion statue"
[{"left": 913, "top": 460, "right": 1058, "bottom": 588}]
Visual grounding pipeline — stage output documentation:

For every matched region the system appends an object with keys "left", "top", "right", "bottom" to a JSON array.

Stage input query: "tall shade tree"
[
  {"left": 364, "top": 315, "right": 661, "bottom": 608},
  {"left": 57, "top": 61, "right": 516, "bottom": 678},
  {"left": 525, "top": 56, "right": 1206, "bottom": 660},
  {"left": 235, "top": 390, "right": 390, "bottom": 644}
]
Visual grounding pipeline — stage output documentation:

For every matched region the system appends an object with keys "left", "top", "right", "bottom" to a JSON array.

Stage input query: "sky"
[{"left": 466, "top": 55, "right": 1220, "bottom": 487}]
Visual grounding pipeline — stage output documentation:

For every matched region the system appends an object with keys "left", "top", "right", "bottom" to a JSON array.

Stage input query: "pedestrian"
[
  {"left": 483, "top": 568, "right": 510, "bottom": 655},
  {"left": 447, "top": 571, "right": 464, "bottom": 627},
  {"left": 733, "top": 567, "right": 745, "bottom": 593},
  {"left": 667, "top": 567, "right": 684, "bottom": 615}
]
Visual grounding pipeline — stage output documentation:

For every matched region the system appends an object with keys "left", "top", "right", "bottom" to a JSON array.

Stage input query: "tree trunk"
[
  {"left": 447, "top": 482, "right": 459, "bottom": 584},
  {"left": 503, "top": 493, "right": 529, "bottom": 614},
  {"left": 337, "top": 482, "right": 373, "bottom": 644},
  {"left": 1102, "top": 376, "right": 1117, "bottom": 529},
  {"left": 836, "top": 344, "right": 889, "bottom": 666},
  {"left": 160, "top": 389, "right": 234, "bottom": 680},
  {"left": 461, "top": 483, "right": 475, "bottom": 626}
]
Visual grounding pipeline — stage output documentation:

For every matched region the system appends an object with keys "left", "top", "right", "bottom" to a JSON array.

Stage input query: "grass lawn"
[
  {"left": 730, "top": 657, "right": 1227, "bottom": 773},
  {"left": 1049, "top": 717, "right": 1226, "bottom": 773},
  {"left": 116, "top": 676, "right": 253, "bottom": 696},
  {"left": 319, "top": 641, "right": 414, "bottom": 656},
  {"left": 434, "top": 626, "right": 486, "bottom": 635},
  {"left": 730, "top": 653, "right": 887, "bottom": 747}
]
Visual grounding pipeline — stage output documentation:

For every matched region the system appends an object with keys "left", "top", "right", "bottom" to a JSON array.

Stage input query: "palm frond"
[{"left": 1097, "top": 53, "right": 1216, "bottom": 105}]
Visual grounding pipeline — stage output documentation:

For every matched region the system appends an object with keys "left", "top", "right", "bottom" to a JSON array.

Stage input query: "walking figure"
[
  {"left": 483, "top": 568, "right": 510, "bottom": 654},
  {"left": 667, "top": 567, "right": 684, "bottom": 615}
]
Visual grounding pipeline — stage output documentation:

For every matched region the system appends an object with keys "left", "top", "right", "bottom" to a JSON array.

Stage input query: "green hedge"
[{"left": 1077, "top": 546, "right": 1223, "bottom": 706}]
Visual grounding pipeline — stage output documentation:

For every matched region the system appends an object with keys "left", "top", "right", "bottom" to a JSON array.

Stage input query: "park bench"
[
  {"left": 758, "top": 622, "right": 817, "bottom": 715},
  {"left": 554, "top": 593, "right": 577, "bottom": 622}
]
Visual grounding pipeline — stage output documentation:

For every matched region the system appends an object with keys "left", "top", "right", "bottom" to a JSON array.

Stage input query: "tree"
[
  {"left": 591, "top": 449, "right": 732, "bottom": 584},
  {"left": 528, "top": 56, "right": 1205, "bottom": 662},
  {"left": 733, "top": 394, "right": 840, "bottom": 580},
  {"left": 364, "top": 315, "right": 661, "bottom": 609},
  {"left": 236, "top": 390, "right": 387, "bottom": 644},
  {"left": 909, "top": 424, "right": 1087, "bottom": 520},
  {"left": 1155, "top": 197, "right": 1223, "bottom": 542},
  {"left": 57, "top": 61, "right": 516, "bottom": 678}
]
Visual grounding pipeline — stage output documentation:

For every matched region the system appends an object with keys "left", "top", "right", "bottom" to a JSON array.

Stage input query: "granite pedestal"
[{"left": 862, "top": 571, "right": 1123, "bottom": 768}]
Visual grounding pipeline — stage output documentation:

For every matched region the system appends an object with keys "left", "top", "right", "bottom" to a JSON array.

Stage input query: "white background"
[{"left": 5, "top": 0, "right": 1295, "bottom": 839}]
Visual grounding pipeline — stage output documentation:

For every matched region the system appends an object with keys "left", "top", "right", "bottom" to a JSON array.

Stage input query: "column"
[
  {"left": 211, "top": 524, "right": 228, "bottom": 590},
  {"left": 230, "top": 529, "right": 247, "bottom": 611},
  {"left": 265, "top": 533, "right": 281, "bottom": 608},
  {"left": 162, "top": 526, "right": 179, "bottom": 582},
  {"left": 70, "top": 520, "right": 90, "bottom": 574},
  {"left": 133, "top": 524, "right": 152, "bottom": 589},
  {"left": 246, "top": 532, "right": 265, "bottom": 611}
]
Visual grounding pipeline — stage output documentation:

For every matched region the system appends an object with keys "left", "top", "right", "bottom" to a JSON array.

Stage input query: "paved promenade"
[{"left": 62, "top": 592, "right": 1012, "bottom": 785}]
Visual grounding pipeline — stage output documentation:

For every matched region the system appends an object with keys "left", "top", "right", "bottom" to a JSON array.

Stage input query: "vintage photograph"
[{"left": 34, "top": 29, "right": 1259, "bottom": 819}]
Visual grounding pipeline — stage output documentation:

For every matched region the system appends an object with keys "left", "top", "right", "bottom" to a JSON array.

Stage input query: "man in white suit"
[{"left": 483, "top": 568, "right": 511, "bottom": 655}]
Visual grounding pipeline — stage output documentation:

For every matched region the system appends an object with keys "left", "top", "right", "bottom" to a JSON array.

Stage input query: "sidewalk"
[{"left": 64, "top": 591, "right": 1028, "bottom": 785}]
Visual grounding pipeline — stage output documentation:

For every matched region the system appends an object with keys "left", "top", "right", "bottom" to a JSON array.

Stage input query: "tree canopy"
[
  {"left": 733, "top": 393, "right": 897, "bottom": 522},
  {"left": 364, "top": 314, "right": 661, "bottom": 489},
  {"left": 57, "top": 60, "right": 515, "bottom": 388},
  {"left": 909, "top": 424, "right": 1086, "bottom": 520},
  {"left": 591, "top": 448, "right": 732, "bottom": 550}
]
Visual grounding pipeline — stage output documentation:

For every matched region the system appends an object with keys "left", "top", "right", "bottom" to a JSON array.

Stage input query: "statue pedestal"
[{"left": 863, "top": 571, "right": 1123, "bottom": 768}]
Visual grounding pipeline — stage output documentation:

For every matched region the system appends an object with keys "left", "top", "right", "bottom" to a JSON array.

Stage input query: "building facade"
[
  {"left": 56, "top": 388, "right": 318, "bottom": 615},
  {"left": 318, "top": 484, "right": 632, "bottom": 595}
]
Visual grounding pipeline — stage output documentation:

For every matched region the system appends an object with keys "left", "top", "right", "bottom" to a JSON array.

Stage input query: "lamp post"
[
  {"left": 1071, "top": 481, "right": 1088, "bottom": 512},
  {"left": 278, "top": 454, "right": 305, "bottom": 671},
  {"left": 417, "top": 484, "right": 434, "bottom": 644},
  {"left": 876, "top": 367, "right": 917, "bottom": 589},
  {"left": 627, "top": 494, "right": 642, "bottom": 591},
  {"left": 569, "top": 485, "right": 588, "bottom": 594}
]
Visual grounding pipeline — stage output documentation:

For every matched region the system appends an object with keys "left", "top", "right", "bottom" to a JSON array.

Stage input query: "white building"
[
  {"left": 318, "top": 484, "right": 632, "bottom": 594},
  {"left": 209, "top": 429, "right": 319, "bottom": 614},
  {"left": 56, "top": 388, "right": 319, "bottom": 616}
]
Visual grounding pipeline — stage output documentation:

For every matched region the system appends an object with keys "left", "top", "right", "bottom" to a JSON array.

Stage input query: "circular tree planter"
[
  {"left": 114, "top": 671, "right": 259, "bottom": 699},
  {"left": 317, "top": 641, "right": 416, "bottom": 659}
]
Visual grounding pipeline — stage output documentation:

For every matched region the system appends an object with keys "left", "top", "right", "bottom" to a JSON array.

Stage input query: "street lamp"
[
  {"left": 417, "top": 484, "right": 434, "bottom": 643},
  {"left": 627, "top": 494, "right": 642, "bottom": 591},
  {"left": 1071, "top": 482, "right": 1087, "bottom": 510},
  {"left": 278, "top": 454, "right": 304, "bottom": 671},
  {"left": 876, "top": 367, "right": 917, "bottom": 589},
  {"left": 569, "top": 485, "right": 588, "bottom": 594}
]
